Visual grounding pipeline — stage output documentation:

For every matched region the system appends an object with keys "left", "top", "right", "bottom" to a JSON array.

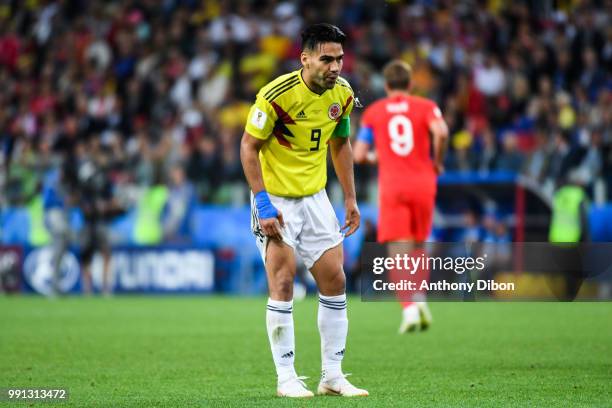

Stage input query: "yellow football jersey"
[{"left": 245, "top": 69, "right": 355, "bottom": 197}]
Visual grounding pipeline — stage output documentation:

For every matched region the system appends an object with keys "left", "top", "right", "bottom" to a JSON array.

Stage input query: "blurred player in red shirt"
[{"left": 354, "top": 60, "right": 448, "bottom": 333}]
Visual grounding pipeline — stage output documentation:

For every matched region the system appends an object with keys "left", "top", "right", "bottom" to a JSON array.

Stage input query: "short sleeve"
[
  {"left": 355, "top": 126, "right": 373, "bottom": 144},
  {"left": 425, "top": 102, "right": 443, "bottom": 127},
  {"left": 244, "top": 95, "right": 278, "bottom": 140},
  {"left": 342, "top": 96, "right": 354, "bottom": 119},
  {"left": 333, "top": 93, "right": 355, "bottom": 138},
  {"left": 355, "top": 105, "right": 374, "bottom": 144}
]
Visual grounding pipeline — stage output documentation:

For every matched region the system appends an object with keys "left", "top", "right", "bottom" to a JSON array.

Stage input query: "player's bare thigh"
[
  {"left": 309, "top": 243, "right": 345, "bottom": 296},
  {"left": 265, "top": 239, "right": 297, "bottom": 301}
]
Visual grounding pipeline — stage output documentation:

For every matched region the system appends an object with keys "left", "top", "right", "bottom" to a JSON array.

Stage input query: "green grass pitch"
[{"left": 1, "top": 296, "right": 611, "bottom": 407}]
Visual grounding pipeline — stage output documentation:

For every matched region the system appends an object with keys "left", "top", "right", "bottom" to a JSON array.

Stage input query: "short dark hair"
[
  {"left": 383, "top": 60, "right": 412, "bottom": 90},
  {"left": 301, "top": 23, "right": 346, "bottom": 51}
]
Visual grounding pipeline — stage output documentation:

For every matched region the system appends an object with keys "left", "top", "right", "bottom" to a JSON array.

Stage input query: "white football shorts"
[{"left": 250, "top": 189, "right": 343, "bottom": 269}]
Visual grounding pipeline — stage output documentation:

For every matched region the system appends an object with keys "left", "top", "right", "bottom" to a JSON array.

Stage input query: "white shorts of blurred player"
[{"left": 251, "top": 189, "right": 343, "bottom": 270}]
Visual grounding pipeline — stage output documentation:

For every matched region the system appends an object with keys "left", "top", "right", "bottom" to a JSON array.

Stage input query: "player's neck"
[
  {"left": 300, "top": 69, "right": 326, "bottom": 95},
  {"left": 386, "top": 90, "right": 410, "bottom": 98}
]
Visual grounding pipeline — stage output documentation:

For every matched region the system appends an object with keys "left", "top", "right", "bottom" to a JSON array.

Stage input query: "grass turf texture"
[{"left": 1, "top": 297, "right": 611, "bottom": 407}]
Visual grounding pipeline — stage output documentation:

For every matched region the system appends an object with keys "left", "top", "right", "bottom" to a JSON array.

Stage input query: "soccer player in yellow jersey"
[{"left": 241, "top": 23, "right": 368, "bottom": 398}]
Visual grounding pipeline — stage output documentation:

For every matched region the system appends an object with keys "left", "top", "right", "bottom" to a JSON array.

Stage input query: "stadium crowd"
[{"left": 0, "top": 0, "right": 610, "bottom": 226}]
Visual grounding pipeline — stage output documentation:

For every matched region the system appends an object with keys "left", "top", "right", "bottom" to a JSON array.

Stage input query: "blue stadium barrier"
[
  {"left": 2, "top": 198, "right": 611, "bottom": 295},
  {"left": 1, "top": 208, "right": 30, "bottom": 245},
  {"left": 589, "top": 205, "right": 612, "bottom": 242},
  {"left": 438, "top": 171, "right": 517, "bottom": 185},
  {"left": 109, "top": 209, "right": 137, "bottom": 245},
  {"left": 18, "top": 245, "right": 215, "bottom": 295}
]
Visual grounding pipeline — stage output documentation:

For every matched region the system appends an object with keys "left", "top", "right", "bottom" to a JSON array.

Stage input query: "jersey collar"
[{"left": 298, "top": 68, "right": 330, "bottom": 97}]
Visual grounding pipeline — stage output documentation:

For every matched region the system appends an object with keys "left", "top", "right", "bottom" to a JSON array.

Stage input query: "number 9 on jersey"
[{"left": 388, "top": 115, "right": 414, "bottom": 156}]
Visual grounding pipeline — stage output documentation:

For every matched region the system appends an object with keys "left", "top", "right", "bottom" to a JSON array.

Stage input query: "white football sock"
[
  {"left": 318, "top": 293, "right": 348, "bottom": 380},
  {"left": 266, "top": 298, "right": 297, "bottom": 383}
]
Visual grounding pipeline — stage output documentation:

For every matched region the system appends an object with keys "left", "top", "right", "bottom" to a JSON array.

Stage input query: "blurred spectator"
[
  {"left": 474, "top": 54, "right": 506, "bottom": 98},
  {"left": 457, "top": 208, "right": 482, "bottom": 244},
  {"left": 579, "top": 47, "right": 607, "bottom": 102},
  {"left": 447, "top": 130, "right": 475, "bottom": 173},
  {"left": 133, "top": 165, "right": 168, "bottom": 246},
  {"left": 524, "top": 128, "right": 551, "bottom": 183},
  {"left": 496, "top": 132, "right": 524, "bottom": 172},
  {"left": 546, "top": 130, "right": 584, "bottom": 187},
  {"left": 481, "top": 211, "right": 512, "bottom": 282},
  {"left": 187, "top": 136, "right": 222, "bottom": 201},
  {"left": 42, "top": 166, "right": 71, "bottom": 296},
  {"left": 163, "top": 164, "right": 195, "bottom": 243},
  {"left": 475, "top": 125, "right": 498, "bottom": 174},
  {"left": 0, "top": 0, "right": 609, "bottom": 249},
  {"left": 76, "top": 137, "right": 122, "bottom": 295},
  {"left": 573, "top": 128, "right": 603, "bottom": 191}
]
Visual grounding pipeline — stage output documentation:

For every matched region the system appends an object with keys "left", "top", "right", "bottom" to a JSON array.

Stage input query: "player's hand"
[
  {"left": 260, "top": 210, "right": 285, "bottom": 241},
  {"left": 254, "top": 190, "right": 284, "bottom": 241},
  {"left": 434, "top": 162, "right": 445, "bottom": 175},
  {"left": 342, "top": 200, "right": 360, "bottom": 237}
]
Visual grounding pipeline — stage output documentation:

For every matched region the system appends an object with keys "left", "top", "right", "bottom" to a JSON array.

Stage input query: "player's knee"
[
  {"left": 327, "top": 271, "right": 346, "bottom": 293},
  {"left": 269, "top": 269, "right": 294, "bottom": 299},
  {"left": 279, "top": 277, "right": 294, "bottom": 294}
]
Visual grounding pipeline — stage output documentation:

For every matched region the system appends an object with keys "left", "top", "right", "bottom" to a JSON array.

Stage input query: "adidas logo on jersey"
[
  {"left": 296, "top": 110, "right": 307, "bottom": 119},
  {"left": 281, "top": 351, "right": 294, "bottom": 358}
]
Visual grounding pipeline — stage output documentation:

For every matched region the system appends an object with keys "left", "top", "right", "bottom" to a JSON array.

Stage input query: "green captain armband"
[{"left": 333, "top": 116, "right": 351, "bottom": 138}]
